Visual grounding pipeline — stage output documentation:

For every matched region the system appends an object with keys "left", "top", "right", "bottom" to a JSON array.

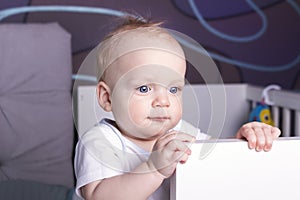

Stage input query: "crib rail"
[{"left": 246, "top": 85, "right": 300, "bottom": 137}]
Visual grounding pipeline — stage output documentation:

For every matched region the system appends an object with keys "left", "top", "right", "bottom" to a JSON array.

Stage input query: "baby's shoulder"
[{"left": 78, "top": 120, "right": 124, "bottom": 151}]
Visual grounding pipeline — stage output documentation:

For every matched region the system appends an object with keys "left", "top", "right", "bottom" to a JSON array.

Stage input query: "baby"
[{"left": 74, "top": 17, "right": 281, "bottom": 200}]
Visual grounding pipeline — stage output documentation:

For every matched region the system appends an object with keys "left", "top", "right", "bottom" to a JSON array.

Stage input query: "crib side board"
[
  {"left": 76, "top": 84, "right": 300, "bottom": 137},
  {"left": 76, "top": 84, "right": 249, "bottom": 138}
]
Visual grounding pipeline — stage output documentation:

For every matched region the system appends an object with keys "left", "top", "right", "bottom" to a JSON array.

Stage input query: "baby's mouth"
[{"left": 147, "top": 116, "right": 170, "bottom": 122}]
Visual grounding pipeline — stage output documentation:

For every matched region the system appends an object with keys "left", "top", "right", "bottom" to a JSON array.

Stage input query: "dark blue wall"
[{"left": 1, "top": 0, "right": 299, "bottom": 89}]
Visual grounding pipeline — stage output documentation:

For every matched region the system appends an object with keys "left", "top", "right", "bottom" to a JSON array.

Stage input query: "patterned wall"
[{"left": 1, "top": 0, "right": 299, "bottom": 89}]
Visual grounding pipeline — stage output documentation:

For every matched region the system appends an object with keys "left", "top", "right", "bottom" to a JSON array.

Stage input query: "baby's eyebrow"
[
  {"left": 126, "top": 72, "right": 185, "bottom": 86},
  {"left": 127, "top": 78, "right": 148, "bottom": 86},
  {"left": 170, "top": 78, "right": 185, "bottom": 86}
]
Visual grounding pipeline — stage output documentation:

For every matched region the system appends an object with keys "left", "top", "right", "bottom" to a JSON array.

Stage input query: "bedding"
[
  {"left": 0, "top": 180, "right": 73, "bottom": 200},
  {"left": 0, "top": 23, "right": 74, "bottom": 188}
]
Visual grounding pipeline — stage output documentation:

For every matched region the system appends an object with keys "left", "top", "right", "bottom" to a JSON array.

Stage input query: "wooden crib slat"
[
  {"left": 282, "top": 108, "right": 291, "bottom": 137},
  {"left": 295, "top": 111, "right": 300, "bottom": 136},
  {"left": 271, "top": 106, "right": 279, "bottom": 128},
  {"left": 251, "top": 101, "right": 256, "bottom": 109}
]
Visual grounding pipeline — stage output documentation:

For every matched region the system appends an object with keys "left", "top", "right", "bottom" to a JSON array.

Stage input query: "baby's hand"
[
  {"left": 236, "top": 121, "right": 281, "bottom": 152},
  {"left": 147, "top": 131, "right": 195, "bottom": 178}
]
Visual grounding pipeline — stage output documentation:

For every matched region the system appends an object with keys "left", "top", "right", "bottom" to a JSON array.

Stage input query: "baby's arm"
[
  {"left": 81, "top": 131, "right": 195, "bottom": 200},
  {"left": 236, "top": 121, "right": 281, "bottom": 152},
  {"left": 81, "top": 162, "right": 165, "bottom": 200}
]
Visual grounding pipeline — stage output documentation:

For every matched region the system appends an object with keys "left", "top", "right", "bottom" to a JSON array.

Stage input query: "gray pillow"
[
  {"left": 0, "top": 23, "right": 74, "bottom": 188},
  {"left": 0, "top": 180, "right": 72, "bottom": 200}
]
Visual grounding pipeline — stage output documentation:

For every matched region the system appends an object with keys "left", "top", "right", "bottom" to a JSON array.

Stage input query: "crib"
[
  {"left": 3, "top": 6, "right": 299, "bottom": 199},
  {"left": 75, "top": 83, "right": 300, "bottom": 200},
  {"left": 75, "top": 83, "right": 300, "bottom": 138}
]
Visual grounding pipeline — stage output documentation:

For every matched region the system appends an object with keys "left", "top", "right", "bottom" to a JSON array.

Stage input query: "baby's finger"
[
  {"left": 173, "top": 151, "right": 190, "bottom": 164},
  {"left": 173, "top": 131, "right": 196, "bottom": 143},
  {"left": 271, "top": 127, "right": 281, "bottom": 138},
  {"left": 240, "top": 126, "right": 257, "bottom": 149},
  {"left": 155, "top": 131, "right": 178, "bottom": 149},
  {"left": 166, "top": 139, "right": 192, "bottom": 155},
  {"left": 263, "top": 126, "right": 273, "bottom": 151},
  {"left": 254, "top": 127, "right": 265, "bottom": 152}
]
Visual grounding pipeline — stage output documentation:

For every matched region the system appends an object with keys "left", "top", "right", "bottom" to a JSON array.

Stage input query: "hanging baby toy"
[{"left": 249, "top": 85, "right": 281, "bottom": 126}]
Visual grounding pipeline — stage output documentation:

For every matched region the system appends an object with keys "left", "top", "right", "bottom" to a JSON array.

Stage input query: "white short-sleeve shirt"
[{"left": 74, "top": 118, "right": 208, "bottom": 199}]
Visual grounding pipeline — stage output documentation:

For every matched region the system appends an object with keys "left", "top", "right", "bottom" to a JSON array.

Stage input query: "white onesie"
[{"left": 74, "top": 118, "right": 208, "bottom": 199}]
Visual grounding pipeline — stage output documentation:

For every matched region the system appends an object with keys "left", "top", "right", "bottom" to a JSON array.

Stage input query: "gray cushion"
[
  {"left": 0, "top": 180, "right": 72, "bottom": 200},
  {"left": 0, "top": 23, "right": 74, "bottom": 188}
]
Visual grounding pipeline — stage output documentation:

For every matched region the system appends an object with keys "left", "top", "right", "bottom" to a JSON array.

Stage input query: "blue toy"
[
  {"left": 249, "top": 85, "right": 281, "bottom": 126},
  {"left": 249, "top": 102, "right": 274, "bottom": 126}
]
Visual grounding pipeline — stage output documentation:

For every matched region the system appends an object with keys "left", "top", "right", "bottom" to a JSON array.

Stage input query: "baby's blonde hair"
[{"left": 85, "top": 16, "right": 185, "bottom": 82}]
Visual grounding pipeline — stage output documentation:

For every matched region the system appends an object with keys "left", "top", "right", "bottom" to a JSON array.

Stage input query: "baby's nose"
[{"left": 152, "top": 89, "right": 170, "bottom": 107}]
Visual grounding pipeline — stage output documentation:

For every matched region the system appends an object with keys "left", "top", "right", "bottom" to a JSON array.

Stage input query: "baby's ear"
[{"left": 96, "top": 81, "right": 112, "bottom": 112}]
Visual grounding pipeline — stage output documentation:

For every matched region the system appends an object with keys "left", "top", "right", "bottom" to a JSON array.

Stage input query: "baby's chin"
[
  {"left": 117, "top": 119, "right": 179, "bottom": 140},
  {"left": 137, "top": 124, "right": 177, "bottom": 140}
]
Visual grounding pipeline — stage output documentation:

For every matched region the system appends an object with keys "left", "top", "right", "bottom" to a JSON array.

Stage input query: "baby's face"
[{"left": 106, "top": 49, "right": 186, "bottom": 140}]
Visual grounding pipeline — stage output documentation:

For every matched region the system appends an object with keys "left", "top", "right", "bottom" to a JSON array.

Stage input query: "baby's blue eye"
[
  {"left": 138, "top": 85, "right": 150, "bottom": 93},
  {"left": 169, "top": 87, "right": 178, "bottom": 94}
]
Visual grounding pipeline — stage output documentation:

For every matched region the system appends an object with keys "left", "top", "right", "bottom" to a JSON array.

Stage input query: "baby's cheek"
[
  {"left": 172, "top": 99, "right": 183, "bottom": 122},
  {"left": 171, "top": 96, "right": 182, "bottom": 111},
  {"left": 128, "top": 98, "right": 148, "bottom": 122}
]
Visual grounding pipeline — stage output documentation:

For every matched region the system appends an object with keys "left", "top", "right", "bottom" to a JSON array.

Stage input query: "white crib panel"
[
  {"left": 76, "top": 86, "right": 114, "bottom": 135},
  {"left": 181, "top": 84, "right": 248, "bottom": 139},
  {"left": 171, "top": 138, "right": 300, "bottom": 200}
]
